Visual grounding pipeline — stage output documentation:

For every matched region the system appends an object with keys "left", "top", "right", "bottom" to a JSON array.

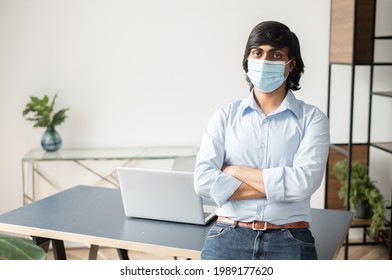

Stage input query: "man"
[{"left": 194, "top": 21, "right": 330, "bottom": 260}]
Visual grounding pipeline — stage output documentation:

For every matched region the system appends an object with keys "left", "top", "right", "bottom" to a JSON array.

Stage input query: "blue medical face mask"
[{"left": 247, "top": 58, "right": 292, "bottom": 93}]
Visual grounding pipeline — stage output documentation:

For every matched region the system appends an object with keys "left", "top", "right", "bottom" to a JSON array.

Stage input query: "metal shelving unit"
[
  {"left": 367, "top": 33, "right": 392, "bottom": 259},
  {"left": 325, "top": 0, "right": 391, "bottom": 260}
]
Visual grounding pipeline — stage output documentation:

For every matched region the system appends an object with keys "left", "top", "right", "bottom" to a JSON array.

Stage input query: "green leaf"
[
  {"left": 41, "top": 95, "right": 49, "bottom": 106},
  {"left": 49, "top": 93, "right": 59, "bottom": 114},
  {"left": 52, "top": 108, "right": 69, "bottom": 126},
  {"left": 22, "top": 108, "right": 31, "bottom": 116},
  {"left": 30, "top": 96, "right": 40, "bottom": 104},
  {"left": 0, "top": 234, "right": 47, "bottom": 260}
]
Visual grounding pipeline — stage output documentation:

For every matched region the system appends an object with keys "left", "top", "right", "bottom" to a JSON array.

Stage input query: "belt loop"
[{"left": 232, "top": 220, "right": 239, "bottom": 228}]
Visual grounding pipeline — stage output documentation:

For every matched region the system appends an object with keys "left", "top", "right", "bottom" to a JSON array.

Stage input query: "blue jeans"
[{"left": 201, "top": 222, "right": 318, "bottom": 260}]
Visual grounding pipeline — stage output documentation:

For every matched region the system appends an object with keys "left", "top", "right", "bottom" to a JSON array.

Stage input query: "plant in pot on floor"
[
  {"left": 23, "top": 93, "right": 69, "bottom": 152},
  {"left": 0, "top": 234, "right": 47, "bottom": 260},
  {"left": 332, "top": 159, "right": 386, "bottom": 237}
]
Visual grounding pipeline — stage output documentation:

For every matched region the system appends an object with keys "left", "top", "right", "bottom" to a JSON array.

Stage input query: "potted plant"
[
  {"left": 23, "top": 93, "right": 69, "bottom": 152},
  {"left": 0, "top": 234, "right": 47, "bottom": 260},
  {"left": 332, "top": 159, "right": 386, "bottom": 237}
]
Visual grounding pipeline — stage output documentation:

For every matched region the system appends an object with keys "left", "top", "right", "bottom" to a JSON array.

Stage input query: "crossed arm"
[{"left": 222, "top": 165, "right": 267, "bottom": 200}]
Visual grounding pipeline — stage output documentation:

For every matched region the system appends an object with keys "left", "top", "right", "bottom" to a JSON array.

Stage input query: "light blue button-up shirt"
[{"left": 194, "top": 90, "right": 330, "bottom": 224}]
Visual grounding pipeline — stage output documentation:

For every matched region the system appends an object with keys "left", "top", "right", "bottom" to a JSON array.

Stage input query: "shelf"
[
  {"left": 329, "top": 62, "right": 392, "bottom": 66},
  {"left": 329, "top": 143, "right": 369, "bottom": 157},
  {"left": 373, "top": 62, "right": 392, "bottom": 66},
  {"left": 372, "top": 91, "right": 392, "bottom": 98},
  {"left": 350, "top": 217, "right": 390, "bottom": 228},
  {"left": 329, "top": 144, "right": 349, "bottom": 156},
  {"left": 375, "top": 36, "right": 392, "bottom": 40},
  {"left": 350, "top": 217, "right": 373, "bottom": 228},
  {"left": 370, "top": 142, "right": 392, "bottom": 154}
]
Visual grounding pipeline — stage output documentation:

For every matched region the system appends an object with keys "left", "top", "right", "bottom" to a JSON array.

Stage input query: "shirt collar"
[
  {"left": 241, "top": 91, "right": 260, "bottom": 116},
  {"left": 241, "top": 90, "right": 301, "bottom": 119}
]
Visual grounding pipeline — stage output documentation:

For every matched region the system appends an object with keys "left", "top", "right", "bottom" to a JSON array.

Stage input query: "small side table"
[{"left": 22, "top": 146, "right": 198, "bottom": 205}]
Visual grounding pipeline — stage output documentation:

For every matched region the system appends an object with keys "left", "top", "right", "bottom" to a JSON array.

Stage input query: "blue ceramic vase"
[{"left": 41, "top": 126, "right": 62, "bottom": 152}]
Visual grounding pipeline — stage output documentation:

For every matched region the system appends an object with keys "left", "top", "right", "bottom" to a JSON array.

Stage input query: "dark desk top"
[{"left": 0, "top": 185, "right": 352, "bottom": 259}]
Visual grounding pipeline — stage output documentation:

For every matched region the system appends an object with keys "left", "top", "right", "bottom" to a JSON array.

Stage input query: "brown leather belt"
[{"left": 217, "top": 216, "right": 309, "bottom": 231}]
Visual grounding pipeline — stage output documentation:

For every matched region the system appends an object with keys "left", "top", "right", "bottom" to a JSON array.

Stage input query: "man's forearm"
[
  {"left": 223, "top": 165, "right": 266, "bottom": 197},
  {"left": 229, "top": 182, "right": 265, "bottom": 200}
]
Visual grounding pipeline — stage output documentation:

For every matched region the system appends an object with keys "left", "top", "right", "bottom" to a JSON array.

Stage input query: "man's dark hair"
[{"left": 242, "top": 21, "right": 304, "bottom": 91}]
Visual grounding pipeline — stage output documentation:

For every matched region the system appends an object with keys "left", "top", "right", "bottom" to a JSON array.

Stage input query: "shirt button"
[{"left": 261, "top": 143, "right": 265, "bottom": 148}]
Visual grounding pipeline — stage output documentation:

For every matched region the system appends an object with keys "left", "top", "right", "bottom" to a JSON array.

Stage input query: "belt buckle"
[{"left": 252, "top": 221, "right": 268, "bottom": 231}]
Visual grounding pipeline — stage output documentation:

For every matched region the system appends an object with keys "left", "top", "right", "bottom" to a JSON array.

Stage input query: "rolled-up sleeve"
[
  {"left": 194, "top": 110, "right": 242, "bottom": 206},
  {"left": 263, "top": 110, "right": 330, "bottom": 203}
]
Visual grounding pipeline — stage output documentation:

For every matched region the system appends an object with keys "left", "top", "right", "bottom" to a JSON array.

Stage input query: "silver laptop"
[{"left": 117, "top": 167, "right": 216, "bottom": 225}]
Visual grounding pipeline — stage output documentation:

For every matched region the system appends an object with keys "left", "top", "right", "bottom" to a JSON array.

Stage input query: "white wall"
[{"left": 0, "top": 0, "right": 336, "bottom": 214}]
